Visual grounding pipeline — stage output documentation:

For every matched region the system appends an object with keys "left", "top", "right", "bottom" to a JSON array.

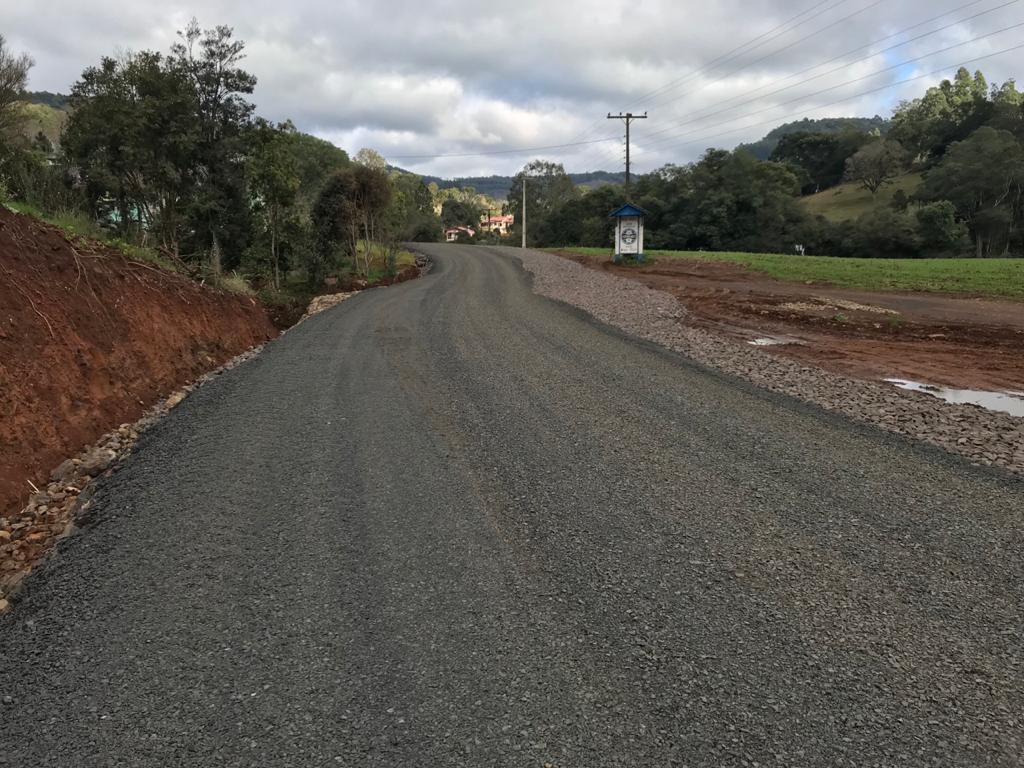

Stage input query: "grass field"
[
  {"left": 557, "top": 247, "right": 1024, "bottom": 298},
  {"left": 800, "top": 173, "right": 923, "bottom": 222}
]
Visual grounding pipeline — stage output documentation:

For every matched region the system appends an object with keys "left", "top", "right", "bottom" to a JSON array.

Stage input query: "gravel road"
[{"left": 2, "top": 244, "right": 1022, "bottom": 767}]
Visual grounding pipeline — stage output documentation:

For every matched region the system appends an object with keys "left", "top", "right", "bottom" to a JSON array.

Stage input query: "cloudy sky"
[{"left": 3, "top": 0, "right": 1023, "bottom": 177}]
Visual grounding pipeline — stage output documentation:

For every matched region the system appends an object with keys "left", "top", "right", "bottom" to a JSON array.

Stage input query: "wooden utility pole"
[
  {"left": 607, "top": 112, "right": 647, "bottom": 192},
  {"left": 521, "top": 175, "right": 527, "bottom": 249}
]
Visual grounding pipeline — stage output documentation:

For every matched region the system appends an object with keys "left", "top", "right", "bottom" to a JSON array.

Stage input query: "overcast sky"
[{"left": 3, "top": 0, "right": 1022, "bottom": 178}]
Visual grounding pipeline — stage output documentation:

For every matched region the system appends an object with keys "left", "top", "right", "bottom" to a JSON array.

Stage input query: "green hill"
[
  {"left": 18, "top": 102, "right": 68, "bottom": 146},
  {"left": 739, "top": 116, "right": 890, "bottom": 160},
  {"left": 800, "top": 173, "right": 923, "bottom": 223}
]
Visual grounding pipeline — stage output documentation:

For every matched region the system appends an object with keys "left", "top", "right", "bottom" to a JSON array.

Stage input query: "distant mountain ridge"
[
  {"left": 24, "top": 91, "right": 71, "bottom": 110},
  {"left": 738, "top": 116, "right": 891, "bottom": 160},
  {"left": 417, "top": 171, "right": 627, "bottom": 200}
]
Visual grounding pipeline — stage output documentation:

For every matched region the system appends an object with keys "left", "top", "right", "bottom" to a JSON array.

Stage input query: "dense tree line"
[
  {"left": 0, "top": 24, "right": 442, "bottom": 290},
  {"left": 523, "top": 68, "right": 1024, "bottom": 259}
]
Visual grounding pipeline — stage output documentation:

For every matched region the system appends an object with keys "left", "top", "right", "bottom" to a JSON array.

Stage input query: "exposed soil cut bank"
[{"left": 0, "top": 208, "right": 276, "bottom": 522}]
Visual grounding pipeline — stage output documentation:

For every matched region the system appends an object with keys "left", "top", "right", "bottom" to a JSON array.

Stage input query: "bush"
[
  {"left": 214, "top": 271, "right": 256, "bottom": 296},
  {"left": 852, "top": 208, "right": 921, "bottom": 258},
  {"left": 916, "top": 201, "right": 969, "bottom": 256}
]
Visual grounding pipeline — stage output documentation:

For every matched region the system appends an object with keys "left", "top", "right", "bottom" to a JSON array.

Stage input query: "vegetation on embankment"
[
  {"left": 800, "top": 173, "right": 923, "bottom": 223},
  {"left": 555, "top": 248, "right": 1024, "bottom": 298},
  {"left": 0, "top": 206, "right": 277, "bottom": 522},
  {"left": 0, "top": 25, "right": 444, "bottom": 298}
]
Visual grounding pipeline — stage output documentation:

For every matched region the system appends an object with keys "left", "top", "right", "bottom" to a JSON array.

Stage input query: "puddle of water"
[
  {"left": 748, "top": 335, "right": 802, "bottom": 347},
  {"left": 884, "top": 378, "right": 1024, "bottom": 418}
]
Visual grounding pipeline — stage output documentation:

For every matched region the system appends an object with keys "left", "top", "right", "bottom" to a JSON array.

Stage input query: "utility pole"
[
  {"left": 521, "top": 175, "right": 527, "bottom": 249},
  {"left": 607, "top": 111, "right": 647, "bottom": 194}
]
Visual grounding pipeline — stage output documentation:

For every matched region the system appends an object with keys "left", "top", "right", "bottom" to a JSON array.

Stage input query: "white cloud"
[{"left": 2, "top": 0, "right": 1021, "bottom": 178}]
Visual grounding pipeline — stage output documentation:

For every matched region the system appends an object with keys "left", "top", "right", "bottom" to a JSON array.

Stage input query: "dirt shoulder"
[
  {"left": 554, "top": 251, "right": 1024, "bottom": 393},
  {"left": 0, "top": 208, "right": 276, "bottom": 523}
]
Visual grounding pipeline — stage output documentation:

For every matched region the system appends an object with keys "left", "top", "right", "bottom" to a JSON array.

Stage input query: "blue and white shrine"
[{"left": 610, "top": 204, "right": 647, "bottom": 264}]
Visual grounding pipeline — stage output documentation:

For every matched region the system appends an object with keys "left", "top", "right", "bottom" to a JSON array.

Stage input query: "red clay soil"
[
  {"left": 557, "top": 251, "right": 1024, "bottom": 393},
  {"left": 0, "top": 209, "right": 276, "bottom": 520}
]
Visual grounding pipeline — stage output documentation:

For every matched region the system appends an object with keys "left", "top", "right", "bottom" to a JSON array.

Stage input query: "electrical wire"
[
  {"left": 641, "top": 0, "right": 1016, "bottom": 142},
  {"left": 645, "top": 41, "right": 1024, "bottom": 158},
  {"left": 640, "top": 20, "right": 1024, "bottom": 151}
]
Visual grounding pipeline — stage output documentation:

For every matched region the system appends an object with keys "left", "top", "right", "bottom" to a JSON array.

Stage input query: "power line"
[
  {"left": 640, "top": 20, "right": 1024, "bottom": 152},
  {"left": 644, "top": 41, "right": 1024, "bottom": 157},
  {"left": 637, "top": 0, "right": 887, "bottom": 115},
  {"left": 640, "top": 0, "right": 1016, "bottom": 142},
  {"left": 564, "top": 0, "right": 849, "bottom": 156},
  {"left": 387, "top": 136, "right": 619, "bottom": 161},
  {"left": 631, "top": 0, "right": 849, "bottom": 108},
  {"left": 589, "top": 0, "right": 997, "bottom": 172},
  {"left": 567, "top": 0, "right": 997, "bottom": 171}
]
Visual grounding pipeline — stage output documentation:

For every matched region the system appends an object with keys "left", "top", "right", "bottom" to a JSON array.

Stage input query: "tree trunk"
[
  {"left": 210, "top": 230, "right": 222, "bottom": 275},
  {"left": 271, "top": 224, "right": 279, "bottom": 291}
]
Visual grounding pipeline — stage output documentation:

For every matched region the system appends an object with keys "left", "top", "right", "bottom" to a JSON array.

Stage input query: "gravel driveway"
[{"left": 1, "top": 244, "right": 1022, "bottom": 766}]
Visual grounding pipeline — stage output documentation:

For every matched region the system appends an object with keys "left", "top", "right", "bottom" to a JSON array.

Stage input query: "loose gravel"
[
  {"left": 0, "top": 290, "right": 366, "bottom": 609},
  {"left": 513, "top": 247, "right": 1024, "bottom": 475},
  {"left": 2, "top": 245, "right": 1022, "bottom": 766},
  {"left": 0, "top": 344, "right": 267, "bottom": 610}
]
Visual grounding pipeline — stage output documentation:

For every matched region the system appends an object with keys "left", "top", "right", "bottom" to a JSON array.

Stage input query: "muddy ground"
[{"left": 557, "top": 251, "right": 1024, "bottom": 394}]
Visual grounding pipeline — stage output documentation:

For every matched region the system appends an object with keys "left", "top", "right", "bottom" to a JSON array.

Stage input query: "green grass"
[
  {"left": 556, "top": 247, "right": 1024, "bottom": 298},
  {"left": 353, "top": 240, "right": 417, "bottom": 269},
  {"left": 800, "top": 173, "right": 923, "bottom": 222},
  {"left": 5, "top": 200, "right": 182, "bottom": 274}
]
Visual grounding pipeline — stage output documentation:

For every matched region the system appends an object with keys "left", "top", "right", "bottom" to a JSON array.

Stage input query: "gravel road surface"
[{"left": 2, "top": 244, "right": 1022, "bottom": 767}]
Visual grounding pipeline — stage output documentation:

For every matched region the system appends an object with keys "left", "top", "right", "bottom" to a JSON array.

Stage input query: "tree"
[
  {"left": 309, "top": 165, "right": 393, "bottom": 283},
  {"left": 63, "top": 51, "right": 200, "bottom": 251},
  {"left": 918, "top": 126, "right": 1024, "bottom": 257},
  {"left": 916, "top": 201, "right": 968, "bottom": 255},
  {"left": 249, "top": 121, "right": 301, "bottom": 289},
  {"left": 0, "top": 35, "right": 32, "bottom": 140},
  {"left": 770, "top": 130, "right": 870, "bottom": 193},
  {"left": 285, "top": 132, "right": 350, "bottom": 207},
  {"left": 507, "top": 160, "right": 576, "bottom": 247},
  {"left": 844, "top": 139, "right": 908, "bottom": 194},
  {"left": 851, "top": 208, "right": 920, "bottom": 258},
  {"left": 890, "top": 68, "right": 993, "bottom": 161},
  {"left": 441, "top": 197, "right": 482, "bottom": 229},
  {"left": 170, "top": 20, "right": 257, "bottom": 271},
  {"left": 389, "top": 173, "right": 442, "bottom": 239},
  {"left": 354, "top": 147, "right": 387, "bottom": 170}
]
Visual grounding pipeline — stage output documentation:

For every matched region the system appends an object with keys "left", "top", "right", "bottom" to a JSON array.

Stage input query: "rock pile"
[
  {"left": 516, "top": 249, "right": 1024, "bottom": 476},
  {"left": 0, "top": 344, "right": 265, "bottom": 613},
  {"left": 300, "top": 292, "right": 356, "bottom": 321}
]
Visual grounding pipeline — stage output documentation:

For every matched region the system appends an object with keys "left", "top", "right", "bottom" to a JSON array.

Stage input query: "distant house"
[
  {"left": 445, "top": 225, "right": 476, "bottom": 242},
  {"left": 479, "top": 214, "right": 514, "bottom": 236}
]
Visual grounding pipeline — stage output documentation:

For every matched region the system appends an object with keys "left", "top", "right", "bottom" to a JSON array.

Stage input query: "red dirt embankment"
[{"left": 0, "top": 209, "right": 276, "bottom": 520}]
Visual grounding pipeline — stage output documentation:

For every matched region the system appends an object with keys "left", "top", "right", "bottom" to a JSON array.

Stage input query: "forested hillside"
[{"left": 738, "top": 116, "right": 891, "bottom": 160}]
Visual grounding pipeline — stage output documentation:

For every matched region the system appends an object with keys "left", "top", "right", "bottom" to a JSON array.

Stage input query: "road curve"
[{"left": 2, "top": 244, "right": 1022, "bottom": 767}]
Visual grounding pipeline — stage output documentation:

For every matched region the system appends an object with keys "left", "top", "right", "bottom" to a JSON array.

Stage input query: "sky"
[{"left": 3, "top": 0, "right": 1023, "bottom": 178}]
